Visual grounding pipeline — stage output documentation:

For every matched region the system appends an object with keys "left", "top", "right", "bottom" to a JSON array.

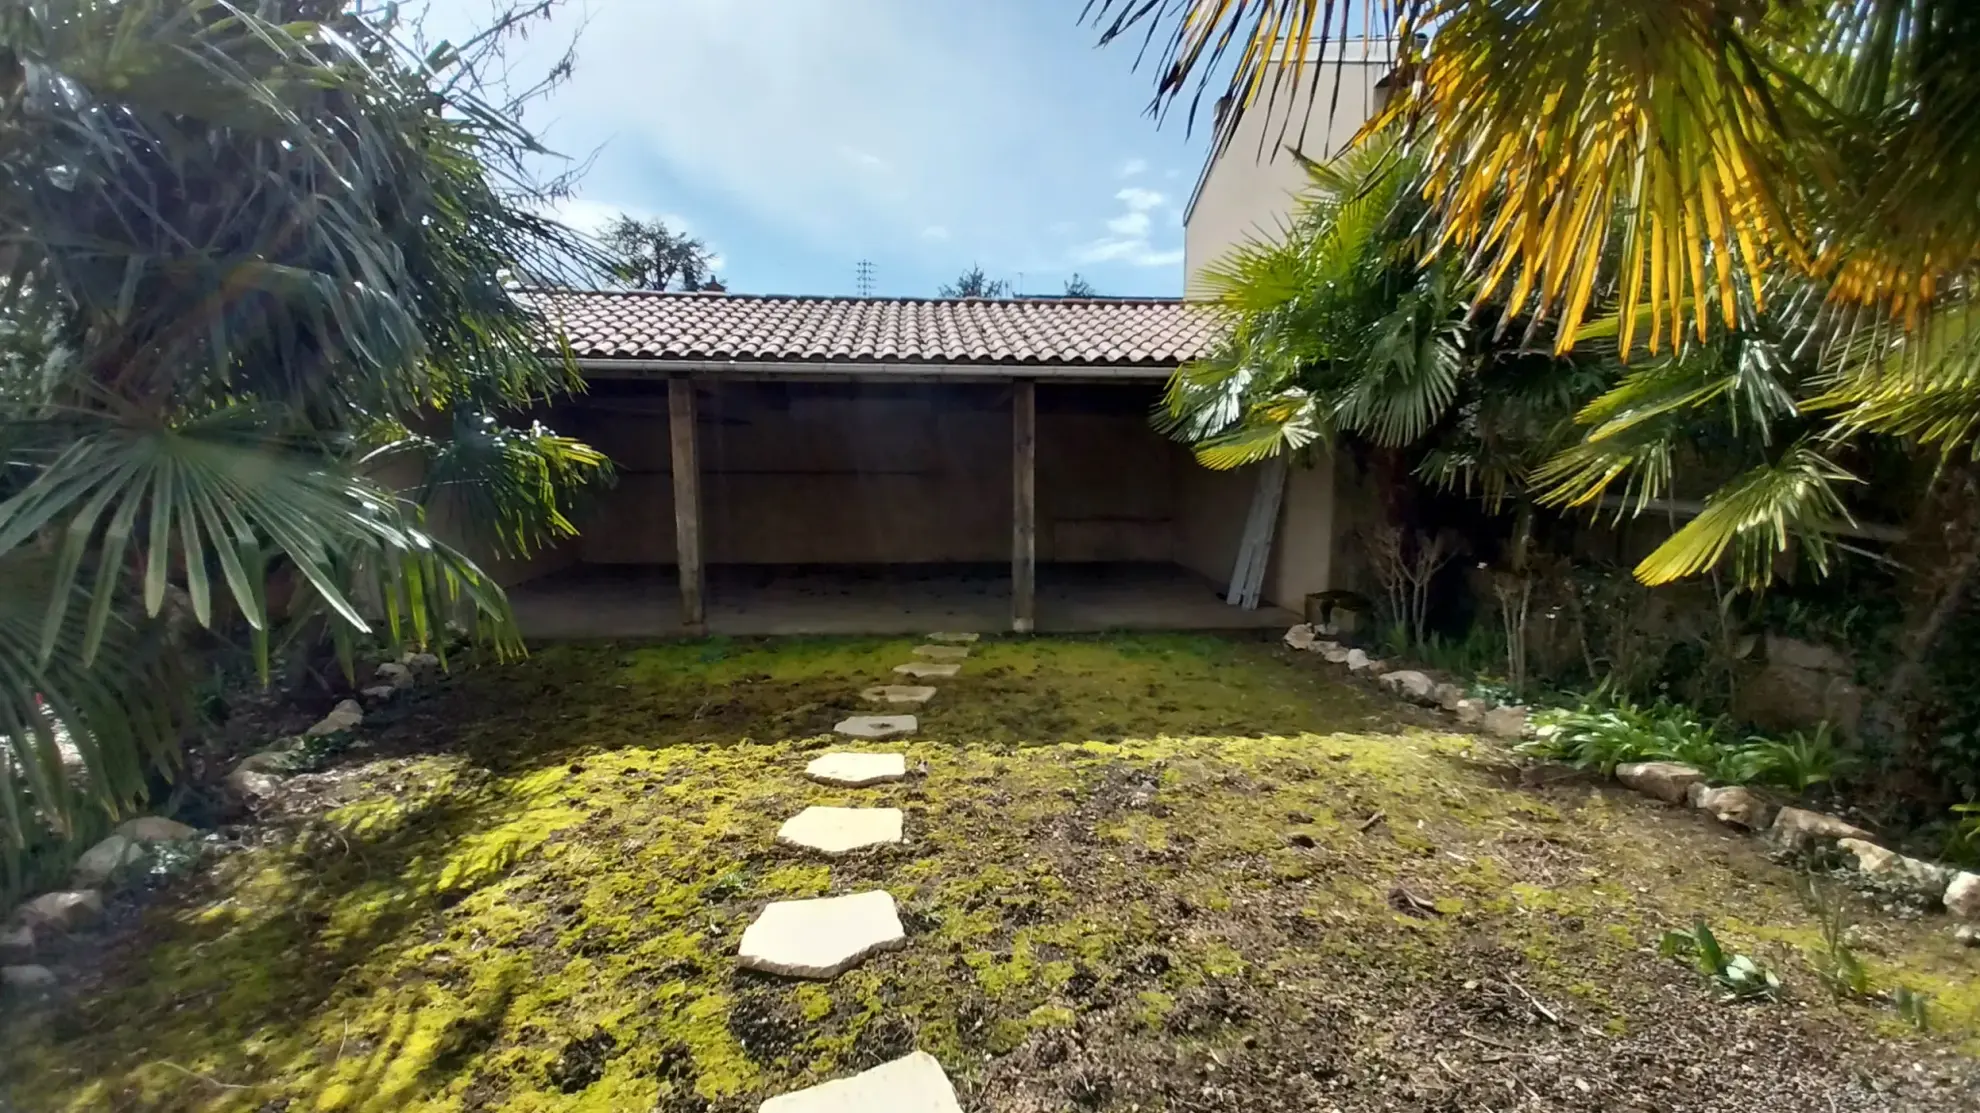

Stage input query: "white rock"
[
  {"left": 360, "top": 685, "right": 397, "bottom": 703},
  {"left": 1454, "top": 699, "right": 1486, "bottom": 727},
  {"left": 225, "top": 768, "right": 285, "bottom": 803},
  {"left": 1344, "top": 649, "right": 1371, "bottom": 671},
  {"left": 737, "top": 890, "right": 907, "bottom": 979},
  {"left": 894, "top": 662, "right": 960, "bottom": 679},
  {"left": 1687, "top": 784, "right": 1774, "bottom": 830},
  {"left": 777, "top": 807, "right": 905, "bottom": 856},
  {"left": 1956, "top": 924, "right": 1980, "bottom": 947},
  {"left": 911, "top": 645, "right": 970, "bottom": 661},
  {"left": 834, "top": 715, "right": 916, "bottom": 740},
  {"left": 233, "top": 750, "right": 290, "bottom": 775},
  {"left": 72, "top": 835, "right": 144, "bottom": 885},
  {"left": 1483, "top": 705, "right": 1530, "bottom": 740},
  {"left": 760, "top": 1050, "right": 961, "bottom": 1113},
  {"left": 1616, "top": 762, "right": 1708, "bottom": 805},
  {"left": 373, "top": 662, "right": 414, "bottom": 689},
  {"left": 1376, "top": 669, "right": 1435, "bottom": 701},
  {"left": 1, "top": 965, "right": 56, "bottom": 993},
  {"left": 1837, "top": 838, "right": 1954, "bottom": 895},
  {"left": 806, "top": 753, "right": 908, "bottom": 787},
  {"left": 401, "top": 651, "right": 442, "bottom": 673},
  {"left": 0, "top": 924, "right": 33, "bottom": 963},
  {"left": 1945, "top": 872, "right": 1980, "bottom": 921},
  {"left": 1768, "top": 807, "right": 1872, "bottom": 850},
  {"left": 305, "top": 699, "right": 364, "bottom": 737},
  {"left": 861, "top": 685, "right": 937, "bottom": 706},
  {"left": 1320, "top": 647, "right": 1351, "bottom": 664},
  {"left": 1284, "top": 624, "right": 1318, "bottom": 651},
  {"left": 114, "top": 817, "right": 196, "bottom": 843},
  {"left": 19, "top": 891, "right": 103, "bottom": 932},
  {"left": 1432, "top": 683, "right": 1466, "bottom": 711},
  {"left": 926, "top": 632, "right": 979, "bottom": 644}
]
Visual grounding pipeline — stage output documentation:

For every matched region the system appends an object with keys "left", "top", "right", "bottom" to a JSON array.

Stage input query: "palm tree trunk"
[{"left": 1866, "top": 460, "right": 1980, "bottom": 749}]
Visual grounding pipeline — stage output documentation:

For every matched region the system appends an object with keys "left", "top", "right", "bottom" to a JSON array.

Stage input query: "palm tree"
[
  {"left": 1089, "top": 0, "right": 1980, "bottom": 352},
  {"left": 0, "top": 0, "right": 610, "bottom": 869},
  {"left": 1097, "top": 0, "right": 1980, "bottom": 745}
]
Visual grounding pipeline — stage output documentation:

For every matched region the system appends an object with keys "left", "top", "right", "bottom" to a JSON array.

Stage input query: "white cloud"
[
  {"left": 417, "top": 0, "right": 1204, "bottom": 286},
  {"left": 1074, "top": 186, "right": 1182, "bottom": 268},
  {"left": 1106, "top": 211, "right": 1151, "bottom": 237},
  {"left": 920, "top": 225, "right": 951, "bottom": 241}
]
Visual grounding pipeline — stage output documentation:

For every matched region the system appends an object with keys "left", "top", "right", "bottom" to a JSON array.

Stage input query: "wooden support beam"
[
  {"left": 1012, "top": 378, "right": 1037, "bottom": 634},
  {"left": 668, "top": 376, "right": 706, "bottom": 635}
]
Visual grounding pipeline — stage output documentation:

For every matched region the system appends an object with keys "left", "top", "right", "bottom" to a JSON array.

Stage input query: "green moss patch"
[{"left": 3, "top": 634, "right": 1975, "bottom": 1112}]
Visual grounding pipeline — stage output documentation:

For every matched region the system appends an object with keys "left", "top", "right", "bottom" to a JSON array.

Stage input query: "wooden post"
[
  {"left": 1012, "top": 378, "right": 1037, "bottom": 633},
  {"left": 668, "top": 376, "right": 706, "bottom": 634}
]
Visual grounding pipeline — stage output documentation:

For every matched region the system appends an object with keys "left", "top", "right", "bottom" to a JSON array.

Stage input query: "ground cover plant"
[{"left": 4, "top": 635, "right": 1976, "bottom": 1112}]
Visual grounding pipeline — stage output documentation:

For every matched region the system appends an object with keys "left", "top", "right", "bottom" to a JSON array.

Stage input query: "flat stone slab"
[
  {"left": 862, "top": 685, "right": 936, "bottom": 705},
  {"left": 806, "top": 752, "right": 908, "bottom": 786},
  {"left": 911, "top": 644, "right": 970, "bottom": 661},
  {"left": 834, "top": 714, "right": 917, "bottom": 740},
  {"left": 893, "top": 662, "right": 960, "bottom": 679},
  {"left": 760, "top": 1050, "right": 961, "bottom": 1113},
  {"left": 926, "top": 632, "right": 980, "bottom": 644},
  {"left": 738, "top": 890, "right": 907, "bottom": 979},
  {"left": 778, "top": 807, "right": 904, "bottom": 855}
]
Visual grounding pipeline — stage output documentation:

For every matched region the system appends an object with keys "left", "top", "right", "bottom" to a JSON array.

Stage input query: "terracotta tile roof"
[{"left": 530, "top": 290, "right": 1217, "bottom": 369}]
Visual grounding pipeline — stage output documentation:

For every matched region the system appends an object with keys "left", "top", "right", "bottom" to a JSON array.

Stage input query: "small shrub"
[
  {"left": 1658, "top": 921, "right": 1780, "bottom": 1001},
  {"left": 1523, "top": 697, "right": 1734, "bottom": 777},
  {"left": 1732, "top": 725, "right": 1848, "bottom": 793}
]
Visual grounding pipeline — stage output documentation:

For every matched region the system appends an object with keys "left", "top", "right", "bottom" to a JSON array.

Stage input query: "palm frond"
[
  {"left": 1634, "top": 441, "right": 1860, "bottom": 585},
  {"left": 0, "top": 552, "right": 186, "bottom": 857},
  {"left": 370, "top": 411, "right": 615, "bottom": 559},
  {"left": 1095, "top": 0, "right": 1980, "bottom": 349}
]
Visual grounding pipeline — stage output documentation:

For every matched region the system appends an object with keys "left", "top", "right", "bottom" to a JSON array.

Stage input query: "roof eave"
[{"left": 572, "top": 357, "right": 1178, "bottom": 382}]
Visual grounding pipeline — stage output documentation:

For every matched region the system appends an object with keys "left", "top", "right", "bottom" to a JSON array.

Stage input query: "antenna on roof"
[{"left": 854, "top": 259, "right": 875, "bottom": 297}]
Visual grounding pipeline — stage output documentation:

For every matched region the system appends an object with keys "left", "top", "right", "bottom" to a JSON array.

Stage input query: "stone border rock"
[
  {"left": 1601, "top": 765, "right": 1980, "bottom": 928},
  {"left": 1283, "top": 624, "right": 1529, "bottom": 741},
  {"left": 1286, "top": 622, "right": 1980, "bottom": 933}
]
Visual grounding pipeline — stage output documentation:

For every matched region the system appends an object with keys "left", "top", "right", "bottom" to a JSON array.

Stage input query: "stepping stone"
[
  {"left": 760, "top": 1050, "right": 961, "bottom": 1113},
  {"left": 834, "top": 714, "right": 916, "bottom": 740},
  {"left": 861, "top": 684, "right": 936, "bottom": 705},
  {"left": 912, "top": 645, "right": 970, "bottom": 661},
  {"left": 737, "top": 890, "right": 906, "bottom": 979},
  {"left": 806, "top": 752, "right": 907, "bottom": 786},
  {"left": 927, "top": 632, "right": 979, "bottom": 644},
  {"left": 893, "top": 662, "right": 960, "bottom": 679},
  {"left": 777, "top": 806, "right": 904, "bottom": 855}
]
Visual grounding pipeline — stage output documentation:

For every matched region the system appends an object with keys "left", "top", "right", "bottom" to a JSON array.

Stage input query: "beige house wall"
[
  {"left": 1174, "top": 451, "right": 1344, "bottom": 614},
  {"left": 559, "top": 381, "right": 1181, "bottom": 568},
  {"left": 1182, "top": 41, "right": 1397, "bottom": 296}
]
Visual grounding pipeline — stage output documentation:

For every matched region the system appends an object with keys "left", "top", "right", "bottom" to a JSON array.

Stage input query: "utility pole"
[{"left": 854, "top": 259, "right": 875, "bottom": 296}]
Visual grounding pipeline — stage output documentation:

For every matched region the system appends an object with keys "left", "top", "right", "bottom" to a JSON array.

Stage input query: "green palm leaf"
[{"left": 1633, "top": 442, "right": 1859, "bottom": 585}]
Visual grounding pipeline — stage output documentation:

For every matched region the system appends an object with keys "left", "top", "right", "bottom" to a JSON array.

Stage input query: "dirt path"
[{"left": 3, "top": 635, "right": 1976, "bottom": 1112}]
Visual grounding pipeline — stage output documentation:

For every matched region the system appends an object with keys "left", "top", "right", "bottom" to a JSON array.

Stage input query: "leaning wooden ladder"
[{"left": 1225, "top": 457, "right": 1288, "bottom": 609}]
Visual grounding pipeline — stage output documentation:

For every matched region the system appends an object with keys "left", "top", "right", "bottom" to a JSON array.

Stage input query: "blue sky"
[{"left": 421, "top": 0, "right": 1212, "bottom": 298}]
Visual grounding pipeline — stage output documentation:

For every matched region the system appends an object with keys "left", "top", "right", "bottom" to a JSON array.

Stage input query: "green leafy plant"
[
  {"left": 1942, "top": 803, "right": 1980, "bottom": 866},
  {"left": 1732, "top": 725, "right": 1849, "bottom": 794},
  {"left": 1894, "top": 986, "right": 1932, "bottom": 1031},
  {"left": 1803, "top": 878, "right": 1870, "bottom": 1000},
  {"left": 1659, "top": 921, "right": 1781, "bottom": 1001},
  {"left": 1523, "top": 697, "right": 1736, "bottom": 777}
]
